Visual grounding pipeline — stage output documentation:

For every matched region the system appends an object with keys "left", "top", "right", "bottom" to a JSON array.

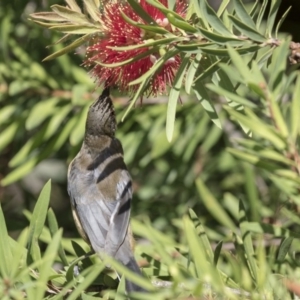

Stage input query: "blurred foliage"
[{"left": 1, "top": 0, "right": 300, "bottom": 299}]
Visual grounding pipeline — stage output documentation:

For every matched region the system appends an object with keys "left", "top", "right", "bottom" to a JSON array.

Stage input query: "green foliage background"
[{"left": 1, "top": 0, "right": 300, "bottom": 299}]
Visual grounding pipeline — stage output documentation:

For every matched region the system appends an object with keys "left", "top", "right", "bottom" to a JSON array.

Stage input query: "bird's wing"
[
  {"left": 104, "top": 170, "right": 132, "bottom": 257},
  {"left": 67, "top": 139, "right": 132, "bottom": 257}
]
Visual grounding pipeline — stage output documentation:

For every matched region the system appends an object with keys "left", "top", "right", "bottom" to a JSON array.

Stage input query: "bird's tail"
[
  {"left": 115, "top": 241, "right": 147, "bottom": 293},
  {"left": 123, "top": 256, "right": 146, "bottom": 292}
]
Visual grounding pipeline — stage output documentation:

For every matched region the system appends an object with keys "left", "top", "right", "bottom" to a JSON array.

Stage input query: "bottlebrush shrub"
[{"left": 85, "top": 0, "right": 187, "bottom": 95}]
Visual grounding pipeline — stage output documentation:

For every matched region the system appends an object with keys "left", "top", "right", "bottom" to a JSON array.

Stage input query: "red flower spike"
[{"left": 84, "top": 0, "right": 187, "bottom": 96}]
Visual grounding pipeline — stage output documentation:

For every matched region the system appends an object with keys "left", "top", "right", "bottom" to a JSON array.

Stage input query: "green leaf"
[
  {"left": 0, "top": 122, "right": 19, "bottom": 152},
  {"left": 26, "top": 97, "right": 59, "bottom": 130},
  {"left": 228, "top": 15, "right": 266, "bottom": 42},
  {"left": 0, "top": 205, "right": 13, "bottom": 277},
  {"left": 185, "top": 53, "right": 201, "bottom": 94},
  {"left": 242, "top": 222, "right": 300, "bottom": 239},
  {"left": 2, "top": 157, "right": 39, "bottom": 186},
  {"left": 51, "top": 4, "right": 88, "bottom": 23},
  {"left": 47, "top": 209, "right": 68, "bottom": 266},
  {"left": 166, "top": 54, "right": 190, "bottom": 142},
  {"left": 183, "top": 216, "right": 223, "bottom": 287},
  {"left": 167, "top": 13, "right": 198, "bottom": 33},
  {"left": 233, "top": 0, "right": 257, "bottom": 30},
  {"left": 266, "top": 0, "right": 282, "bottom": 37},
  {"left": 198, "top": 27, "right": 244, "bottom": 46},
  {"left": 206, "top": 83, "right": 257, "bottom": 108},
  {"left": 127, "top": 0, "right": 156, "bottom": 24},
  {"left": 217, "top": 0, "right": 230, "bottom": 17},
  {"left": 189, "top": 209, "right": 214, "bottom": 262},
  {"left": 193, "top": 80, "right": 222, "bottom": 129},
  {"left": 43, "top": 34, "right": 90, "bottom": 61},
  {"left": 225, "top": 107, "right": 286, "bottom": 150},
  {"left": 146, "top": 0, "right": 186, "bottom": 22},
  {"left": 35, "top": 230, "right": 62, "bottom": 300},
  {"left": 49, "top": 24, "right": 100, "bottom": 34},
  {"left": 199, "top": 0, "right": 233, "bottom": 36},
  {"left": 196, "top": 178, "right": 236, "bottom": 231},
  {"left": 120, "top": 11, "right": 169, "bottom": 34},
  {"left": 291, "top": 73, "right": 300, "bottom": 140},
  {"left": 27, "top": 180, "right": 52, "bottom": 265},
  {"left": 275, "top": 6, "right": 291, "bottom": 38},
  {"left": 83, "top": 0, "right": 101, "bottom": 22},
  {"left": 239, "top": 200, "right": 257, "bottom": 281},
  {"left": 257, "top": 0, "right": 268, "bottom": 30},
  {"left": 70, "top": 104, "right": 89, "bottom": 145},
  {"left": 213, "top": 241, "right": 223, "bottom": 266},
  {"left": 103, "top": 256, "right": 154, "bottom": 292},
  {"left": 276, "top": 237, "right": 293, "bottom": 263}
]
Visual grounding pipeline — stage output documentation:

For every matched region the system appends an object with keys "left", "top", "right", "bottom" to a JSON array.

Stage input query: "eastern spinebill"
[{"left": 67, "top": 88, "right": 145, "bottom": 292}]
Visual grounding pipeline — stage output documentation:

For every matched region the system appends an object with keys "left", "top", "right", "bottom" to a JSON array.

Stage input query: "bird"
[{"left": 67, "top": 87, "right": 146, "bottom": 292}]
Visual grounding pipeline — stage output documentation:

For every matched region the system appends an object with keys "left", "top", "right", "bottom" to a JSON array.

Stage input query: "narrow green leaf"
[
  {"left": 196, "top": 178, "right": 236, "bottom": 231},
  {"left": 47, "top": 209, "right": 68, "bottom": 266},
  {"left": 193, "top": 58, "right": 223, "bottom": 82},
  {"left": 0, "top": 122, "right": 18, "bottom": 152},
  {"left": 49, "top": 24, "right": 100, "bottom": 34},
  {"left": 0, "top": 205, "right": 13, "bottom": 277},
  {"left": 199, "top": 0, "right": 233, "bottom": 36},
  {"left": 198, "top": 44, "right": 260, "bottom": 56},
  {"left": 66, "top": 0, "right": 82, "bottom": 13},
  {"left": 122, "top": 77, "right": 151, "bottom": 121},
  {"left": 35, "top": 230, "right": 62, "bottom": 300},
  {"left": 213, "top": 241, "right": 223, "bottom": 266},
  {"left": 243, "top": 222, "right": 300, "bottom": 239},
  {"left": 70, "top": 105, "right": 89, "bottom": 145},
  {"left": 206, "top": 83, "right": 257, "bottom": 108},
  {"left": 183, "top": 216, "right": 223, "bottom": 287},
  {"left": 225, "top": 107, "right": 286, "bottom": 149},
  {"left": 26, "top": 97, "right": 59, "bottom": 130},
  {"left": 198, "top": 27, "right": 244, "bottom": 46},
  {"left": 228, "top": 15, "right": 266, "bottom": 42},
  {"left": 291, "top": 73, "right": 300, "bottom": 140},
  {"left": 257, "top": 0, "right": 268, "bottom": 30},
  {"left": 167, "top": 12, "right": 198, "bottom": 33},
  {"left": 249, "top": 0, "right": 260, "bottom": 17},
  {"left": 189, "top": 209, "right": 214, "bottom": 262},
  {"left": 27, "top": 180, "right": 52, "bottom": 265},
  {"left": 30, "top": 12, "right": 66, "bottom": 22},
  {"left": 233, "top": 0, "right": 257, "bottom": 30},
  {"left": 193, "top": 0, "right": 209, "bottom": 28},
  {"left": 269, "top": 39, "right": 289, "bottom": 92},
  {"left": 193, "top": 80, "right": 221, "bottom": 129},
  {"left": 129, "top": 48, "right": 180, "bottom": 85},
  {"left": 120, "top": 11, "right": 169, "bottom": 34},
  {"left": 108, "top": 37, "right": 180, "bottom": 51},
  {"left": 275, "top": 6, "right": 291, "bottom": 38},
  {"left": 277, "top": 237, "right": 293, "bottom": 263},
  {"left": 266, "top": 0, "right": 282, "bottom": 37},
  {"left": 96, "top": 48, "right": 156, "bottom": 68},
  {"left": 43, "top": 34, "right": 90, "bottom": 61},
  {"left": 51, "top": 4, "right": 88, "bottom": 23},
  {"left": 243, "top": 164, "right": 259, "bottom": 222},
  {"left": 166, "top": 54, "right": 190, "bottom": 142},
  {"left": 84, "top": 0, "right": 101, "bottom": 22},
  {"left": 239, "top": 200, "right": 257, "bottom": 281},
  {"left": 146, "top": 0, "right": 186, "bottom": 22},
  {"left": 2, "top": 157, "right": 39, "bottom": 186},
  {"left": 103, "top": 256, "right": 154, "bottom": 292},
  {"left": 185, "top": 53, "right": 201, "bottom": 94},
  {"left": 128, "top": 0, "right": 156, "bottom": 24},
  {"left": 217, "top": 0, "right": 230, "bottom": 17}
]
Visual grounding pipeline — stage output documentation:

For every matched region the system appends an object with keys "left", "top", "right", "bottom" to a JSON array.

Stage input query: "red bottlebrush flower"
[{"left": 84, "top": 0, "right": 187, "bottom": 96}]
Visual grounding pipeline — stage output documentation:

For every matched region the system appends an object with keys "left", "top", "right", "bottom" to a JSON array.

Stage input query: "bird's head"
[{"left": 85, "top": 88, "right": 116, "bottom": 138}]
